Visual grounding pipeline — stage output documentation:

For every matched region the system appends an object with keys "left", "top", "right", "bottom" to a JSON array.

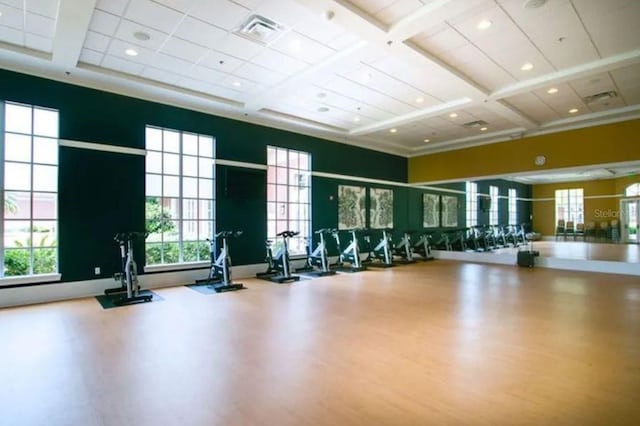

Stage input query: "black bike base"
[
  {"left": 394, "top": 259, "right": 417, "bottom": 264},
  {"left": 334, "top": 265, "right": 367, "bottom": 273},
  {"left": 212, "top": 283, "right": 245, "bottom": 293},
  {"left": 269, "top": 274, "right": 300, "bottom": 283},
  {"left": 96, "top": 290, "right": 159, "bottom": 309},
  {"left": 298, "top": 269, "right": 337, "bottom": 277},
  {"left": 365, "top": 262, "right": 396, "bottom": 268}
]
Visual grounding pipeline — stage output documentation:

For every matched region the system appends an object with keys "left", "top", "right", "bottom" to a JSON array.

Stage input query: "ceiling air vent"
[
  {"left": 463, "top": 120, "right": 488, "bottom": 128},
  {"left": 236, "top": 14, "right": 285, "bottom": 45},
  {"left": 583, "top": 91, "right": 617, "bottom": 104}
]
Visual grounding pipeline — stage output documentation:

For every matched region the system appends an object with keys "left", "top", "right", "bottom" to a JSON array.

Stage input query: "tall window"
[
  {"left": 2, "top": 102, "right": 58, "bottom": 277},
  {"left": 508, "top": 188, "right": 517, "bottom": 225},
  {"left": 465, "top": 181, "right": 477, "bottom": 227},
  {"left": 489, "top": 185, "right": 499, "bottom": 225},
  {"left": 266, "top": 146, "right": 311, "bottom": 255},
  {"left": 145, "top": 126, "right": 214, "bottom": 265},
  {"left": 555, "top": 188, "right": 584, "bottom": 224},
  {"left": 626, "top": 183, "right": 640, "bottom": 197}
]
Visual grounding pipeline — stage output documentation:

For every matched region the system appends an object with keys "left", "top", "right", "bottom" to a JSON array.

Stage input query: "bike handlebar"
[{"left": 114, "top": 231, "right": 148, "bottom": 242}]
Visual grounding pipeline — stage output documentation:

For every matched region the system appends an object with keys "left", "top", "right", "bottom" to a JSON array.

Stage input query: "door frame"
[{"left": 620, "top": 198, "right": 640, "bottom": 244}]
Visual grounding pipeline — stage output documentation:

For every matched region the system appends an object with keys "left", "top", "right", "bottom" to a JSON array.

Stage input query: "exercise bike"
[
  {"left": 256, "top": 230, "right": 301, "bottom": 283},
  {"left": 194, "top": 230, "right": 245, "bottom": 292},
  {"left": 412, "top": 232, "right": 435, "bottom": 260},
  {"left": 105, "top": 232, "right": 153, "bottom": 306},
  {"left": 393, "top": 231, "right": 416, "bottom": 264},
  {"left": 331, "top": 229, "right": 366, "bottom": 272},
  {"left": 364, "top": 228, "right": 395, "bottom": 267},
  {"left": 296, "top": 229, "right": 336, "bottom": 276}
]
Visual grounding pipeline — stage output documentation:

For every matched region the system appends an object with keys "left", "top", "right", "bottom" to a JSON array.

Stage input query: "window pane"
[
  {"left": 276, "top": 202, "right": 287, "bottom": 219},
  {"left": 183, "top": 240, "right": 198, "bottom": 262},
  {"left": 4, "top": 249, "right": 30, "bottom": 276},
  {"left": 4, "top": 220, "right": 30, "bottom": 247},
  {"left": 33, "top": 108, "right": 58, "bottom": 137},
  {"left": 164, "top": 198, "right": 180, "bottom": 221},
  {"left": 183, "top": 155, "right": 198, "bottom": 177},
  {"left": 289, "top": 151, "right": 299, "bottom": 168},
  {"left": 183, "top": 133, "right": 198, "bottom": 155},
  {"left": 164, "top": 153, "right": 180, "bottom": 175},
  {"left": 146, "top": 127, "right": 162, "bottom": 150},
  {"left": 183, "top": 177, "right": 198, "bottom": 198},
  {"left": 5, "top": 133, "right": 32, "bottom": 162},
  {"left": 183, "top": 198, "right": 198, "bottom": 221},
  {"left": 33, "top": 165, "right": 57, "bottom": 192},
  {"left": 199, "top": 199, "right": 213, "bottom": 220},
  {"left": 199, "top": 136, "right": 213, "bottom": 158},
  {"left": 289, "top": 203, "right": 299, "bottom": 220},
  {"left": 289, "top": 186, "right": 300, "bottom": 203},
  {"left": 267, "top": 147, "right": 276, "bottom": 165},
  {"left": 162, "top": 242, "right": 179, "bottom": 263},
  {"left": 5, "top": 104, "right": 32, "bottom": 134},
  {"left": 299, "top": 153, "right": 309, "bottom": 170},
  {"left": 183, "top": 221, "right": 198, "bottom": 242},
  {"left": 163, "top": 130, "right": 180, "bottom": 153},
  {"left": 146, "top": 174, "right": 162, "bottom": 196},
  {"left": 276, "top": 167, "right": 287, "bottom": 184},
  {"left": 199, "top": 178, "right": 213, "bottom": 199},
  {"left": 5, "top": 162, "right": 32, "bottom": 191},
  {"left": 146, "top": 151, "right": 162, "bottom": 173},
  {"left": 276, "top": 148, "right": 287, "bottom": 166},
  {"left": 267, "top": 202, "right": 276, "bottom": 220},
  {"left": 276, "top": 220, "right": 287, "bottom": 234},
  {"left": 33, "top": 221, "right": 57, "bottom": 247},
  {"left": 164, "top": 221, "right": 180, "bottom": 242},
  {"left": 33, "top": 192, "right": 57, "bottom": 219},
  {"left": 5, "top": 192, "right": 30, "bottom": 219},
  {"left": 299, "top": 187, "right": 309, "bottom": 203},
  {"left": 163, "top": 176, "right": 180, "bottom": 197},
  {"left": 299, "top": 203, "right": 309, "bottom": 221},
  {"left": 33, "top": 137, "right": 58, "bottom": 165},
  {"left": 267, "top": 166, "right": 276, "bottom": 183},
  {"left": 198, "top": 220, "right": 213, "bottom": 241},
  {"left": 198, "top": 158, "right": 213, "bottom": 178},
  {"left": 267, "top": 184, "right": 275, "bottom": 200},
  {"left": 276, "top": 185, "right": 287, "bottom": 202},
  {"left": 267, "top": 221, "right": 276, "bottom": 238},
  {"left": 146, "top": 243, "right": 162, "bottom": 265}
]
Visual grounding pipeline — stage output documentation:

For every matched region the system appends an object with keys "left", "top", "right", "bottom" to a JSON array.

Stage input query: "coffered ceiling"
[{"left": 0, "top": 0, "right": 639, "bottom": 157}]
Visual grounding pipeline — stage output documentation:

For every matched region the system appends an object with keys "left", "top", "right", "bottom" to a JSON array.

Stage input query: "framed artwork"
[
  {"left": 369, "top": 188, "right": 393, "bottom": 229},
  {"left": 338, "top": 185, "right": 366, "bottom": 229},
  {"left": 441, "top": 195, "right": 458, "bottom": 227},
  {"left": 422, "top": 193, "right": 439, "bottom": 228}
]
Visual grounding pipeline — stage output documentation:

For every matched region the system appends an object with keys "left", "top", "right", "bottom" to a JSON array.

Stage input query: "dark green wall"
[{"left": 0, "top": 69, "right": 407, "bottom": 282}]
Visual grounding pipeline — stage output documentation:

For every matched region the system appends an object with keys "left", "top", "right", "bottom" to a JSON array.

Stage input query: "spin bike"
[
  {"left": 364, "top": 228, "right": 395, "bottom": 267},
  {"left": 296, "top": 229, "right": 336, "bottom": 276},
  {"left": 331, "top": 229, "right": 366, "bottom": 272},
  {"left": 412, "top": 232, "right": 435, "bottom": 260},
  {"left": 256, "top": 230, "right": 301, "bottom": 283},
  {"left": 195, "top": 230, "right": 245, "bottom": 292},
  {"left": 105, "top": 232, "right": 153, "bottom": 306},
  {"left": 393, "top": 231, "right": 416, "bottom": 264}
]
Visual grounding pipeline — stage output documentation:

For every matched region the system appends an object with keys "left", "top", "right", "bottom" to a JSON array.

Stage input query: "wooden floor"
[
  {"left": 1, "top": 261, "right": 639, "bottom": 426},
  {"left": 495, "top": 241, "right": 640, "bottom": 263}
]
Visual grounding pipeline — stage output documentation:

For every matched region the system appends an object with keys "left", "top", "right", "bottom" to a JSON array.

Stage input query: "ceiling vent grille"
[
  {"left": 584, "top": 91, "right": 617, "bottom": 104},
  {"left": 463, "top": 120, "right": 488, "bottom": 128},
  {"left": 236, "top": 14, "right": 285, "bottom": 45}
]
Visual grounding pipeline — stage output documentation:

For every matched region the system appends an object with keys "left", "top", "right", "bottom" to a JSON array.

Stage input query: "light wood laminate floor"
[{"left": 1, "top": 261, "right": 639, "bottom": 426}]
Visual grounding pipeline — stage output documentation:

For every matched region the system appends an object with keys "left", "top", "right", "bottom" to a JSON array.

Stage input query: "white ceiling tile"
[
  {"left": 96, "top": 0, "right": 128, "bottom": 16},
  {"left": 88, "top": 9, "right": 121, "bottom": 36},
  {"left": 190, "top": 0, "right": 251, "bottom": 31},
  {"left": 102, "top": 54, "right": 145, "bottom": 75},
  {"left": 114, "top": 19, "right": 169, "bottom": 51},
  {"left": 220, "top": 74, "right": 259, "bottom": 92},
  {"left": 611, "top": 64, "right": 640, "bottom": 91},
  {"left": 148, "top": 52, "right": 193, "bottom": 74},
  {"left": 503, "top": 92, "right": 559, "bottom": 124},
  {"left": 198, "top": 51, "right": 244, "bottom": 73},
  {"left": 161, "top": 36, "right": 208, "bottom": 63},
  {"left": 84, "top": 30, "right": 111, "bottom": 52},
  {"left": 26, "top": 0, "right": 59, "bottom": 18},
  {"left": 141, "top": 66, "right": 180, "bottom": 85},
  {"left": 175, "top": 77, "right": 213, "bottom": 93},
  {"left": 568, "top": 73, "right": 616, "bottom": 98},
  {"left": 213, "top": 33, "right": 266, "bottom": 61},
  {"left": 25, "top": 32, "right": 52, "bottom": 52},
  {"left": 573, "top": 0, "right": 640, "bottom": 56},
  {"left": 374, "top": 0, "right": 425, "bottom": 26},
  {"left": 269, "top": 30, "right": 335, "bottom": 65},
  {"left": 0, "top": 0, "right": 23, "bottom": 8},
  {"left": 412, "top": 27, "right": 469, "bottom": 56},
  {"left": 233, "top": 62, "right": 287, "bottom": 86},
  {"left": 153, "top": 0, "right": 198, "bottom": 13},
  {"left": 107, "top": 38, "right": 155, "bottom": 64},
  {"left": 25, "top": 12, "right": 55, "bottom": 38},
  {"left": 349, "top": 0, "right": 395, "bottom": 15},
  {"left": 125, "top": 0, "right": 183, "bottom": 33},
  {"left": 173, "top": 16, "right": 227, "bottom": 49},
  {"left": 0, "top": 4, "right": 23, "bottom": 31},
  {"left": 250, "top": 48, "right": 307, "bottom": 75},
  {"left": 0, "top": 24, "right": 22, "bottom": 46},
  {"left": 79, "top": 48, "right": 104, "bottom": 65},
  {"left": 186, "top": 64, "right": 228, "bottom": 84},
  {"left": 206, "top": 84, "right": 246, "bottom": 102}
]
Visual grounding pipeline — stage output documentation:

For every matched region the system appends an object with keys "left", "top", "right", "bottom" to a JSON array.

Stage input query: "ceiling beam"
[
  {"left": 52, "top": 0, "right": 98, "bottom": 69},
  {"left": 489, "top": 49, "right": 640, "bottom": 100}
]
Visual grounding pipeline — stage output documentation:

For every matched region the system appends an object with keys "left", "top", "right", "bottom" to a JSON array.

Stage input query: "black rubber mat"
[{"left": 95, "top": 290, "right": 162, "bottom": 309}]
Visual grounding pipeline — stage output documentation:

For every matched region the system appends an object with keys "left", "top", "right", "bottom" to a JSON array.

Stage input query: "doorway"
[{"left": 620, "top": 198, "right": 640, "bottom": 243}]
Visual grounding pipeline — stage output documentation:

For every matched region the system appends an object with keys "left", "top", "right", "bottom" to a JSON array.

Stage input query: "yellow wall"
[{"left": 409, "top": 119, "right": 640, "bottom": 183}]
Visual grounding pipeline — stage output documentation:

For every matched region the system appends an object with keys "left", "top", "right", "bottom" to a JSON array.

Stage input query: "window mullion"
[{"left": 0, "top": 102, "right": 4, "bottom": 277}]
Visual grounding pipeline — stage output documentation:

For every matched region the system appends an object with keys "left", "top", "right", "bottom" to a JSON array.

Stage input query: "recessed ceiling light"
[
  {"left": 547, "top": 87, "right": 558, "bottom": 94},
  {"left": 477, "top": 19, "right": 492, "bottom": 30},
  {"left": 415, "top": 97, "right": 424, "bottom": 103},
  {"left": 133, "top": 31, "right": 151, "bottom": 41},
  {"left": 317, "top": 92, "right": 327, "bottom": 98},
  {"left": 318, "top": 107, "right": 330, "bottom": 112},
  {"left": 289, "top": 39, "right": 302, "bottom": 53},
  {"left": 423, "top": 139, "right": 430, "bottom": 143},
  {"left": 232, "top": 81, "right": 242, "bottom": 87},
  {"left": 569, "top": 108, "right": 579, "bottom": 114},
  {"left": 125, "top": 48, "right": 138, "bottom": 57},
  {"left": 449, "top": 112, "right": 458, "bottom": 118},
  {"left": 521, "top": 62, "right": 534, "bottom": 71},
  {"left": 353, "top": 117, "right": 360, "bottom": 122},
  {"left": 390, "top": 128, "right": 397, "bottom": 133},
  {"left": 480, "top": 127, "right": 488, "bottom": 131}
]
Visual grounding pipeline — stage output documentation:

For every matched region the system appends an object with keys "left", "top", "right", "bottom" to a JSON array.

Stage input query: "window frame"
[
  {"left": 555, "top": 188, "right": 584, "bottom": 224},
  {"left": 508, "top": 188, "right": 517, "bottom": 225},
  {"left": 465, "top": 181, "right": 478, "bottom": 228},
  {"left": 489, "top": 185, "right": 499, "bottom": 226}
]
